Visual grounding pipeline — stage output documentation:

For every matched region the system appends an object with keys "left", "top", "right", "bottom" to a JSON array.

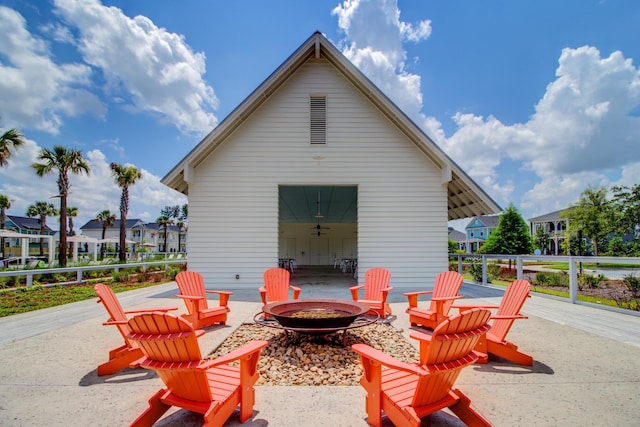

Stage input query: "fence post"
[
  {"left": 457, "top": 255, "right": 463, "bottom": 275},
  {"left": 516, "top": 256, "right": 523, "bottom": 280},
  {"left": 76, "top": 269, "right": 83, "bottom": 284},
  {"left": 26, "top": 272, "right": 33, "bottom": 288},
  {"left": 569, "top": 257, "right": 578, "bottom": 303},
  {"left": 482, "top": 255, "right": 488, "bottom": 286}
]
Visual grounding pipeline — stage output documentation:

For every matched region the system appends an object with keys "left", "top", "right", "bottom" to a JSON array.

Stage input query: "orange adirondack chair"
[
  {"left": 259, "top": 267, "right": 301, "bottom": 305},
  {"left": 404, "top": 270, "right": 464, "bottom": 329},
  {"left": 126, "top": 312, "right": 268, "bottom": 426},
  {"left": 453, "top": 279, "right": 533, "bottom": 365},
  {"left": 352, "top": 308, "right": 492, "bottom": 427},
  {"left": 175, "top": 271, "right": 232, "bottom": 329},
  {"left": 349, "top": 267, "right": 393, "bottom": 319},
  {"left": 94, "top": 283, "right": 178, "bottom": 376}
]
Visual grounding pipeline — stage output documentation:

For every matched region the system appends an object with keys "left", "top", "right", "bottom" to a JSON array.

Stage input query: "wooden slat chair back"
[
  {"left": 491, "top": 279, "right": 531, "bottom": 341},
  {"left": 175, "top": 271, "right": 232, "bottom": 329},
  {"left": 352, "top": 308, "right": 492, "bottom": 427},
  {"left": 453, "top": 279, "right": 532, "bottom": 365},
  {"left": 349, "top": 267, "right": 393, "bottom": 318},
  {"left": 94, "top": 283, "right": 177, "bottom": 376},
  {"left": 404, "top": 271, "right": 464, "bottom": 329},
  {"left": 127, "top": 312, "right": 268, "bottom": 426},
  {"left": 260, "top": 267, "right": 301, "bottom": 305}
]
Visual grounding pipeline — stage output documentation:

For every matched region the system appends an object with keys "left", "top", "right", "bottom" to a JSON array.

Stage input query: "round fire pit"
[{"left": 256, "top": 299, "right": 379, "bottom": 345}]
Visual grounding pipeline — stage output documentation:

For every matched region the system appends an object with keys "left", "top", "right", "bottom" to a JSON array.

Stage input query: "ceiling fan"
[{"left": 310, "top": 191, "right": 330, "bottom": 236}]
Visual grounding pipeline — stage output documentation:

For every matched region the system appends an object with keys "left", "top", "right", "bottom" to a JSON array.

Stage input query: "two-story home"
[
  {"left": 528, "top": 209, "right": 568, "bottom": 255},
  {"left": 79, "top": 219, "right": 186, "bottom": 254},
  {"left": 464, "top": 215, "right": 500, "bottom": 253},
  {"left": 2, "top": 215, "right": 55, "bottom": 258}
]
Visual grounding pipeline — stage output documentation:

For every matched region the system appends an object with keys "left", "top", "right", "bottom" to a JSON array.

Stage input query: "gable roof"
[
  {"left": 528, "top": 209, "right": 568, "bottom": 222},
  {"left": 80, "top": 218, "right": 143, "bottom": 230},
  {"left": 466, "top": 215, "right": 500, "bottom": 229},
  {"left": 6, "top": 215, "right": 55, "bottom": 233},
  {"left": 162, "top": 31, "right": 501, "bottom": 220}
]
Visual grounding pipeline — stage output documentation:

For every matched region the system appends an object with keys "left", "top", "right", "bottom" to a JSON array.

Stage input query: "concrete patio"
[{"left": 1, "top": 270, "right": 639, "bottom": 426}]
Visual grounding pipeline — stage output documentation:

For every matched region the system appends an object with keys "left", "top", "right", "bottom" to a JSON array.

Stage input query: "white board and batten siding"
[{"left": 187, "top": 59, "right": 449, "bottom": 289}]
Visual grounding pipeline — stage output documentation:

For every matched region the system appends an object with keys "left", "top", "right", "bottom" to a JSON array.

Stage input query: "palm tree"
[
  {"left": 155, "top": 215, "right": 173, "bottom": 253},
  {"left": 0, "top": 128, "right": 25, "bottom": 167},
  {"left": 32, "top": 146, "right": 90, "bottom": 267},
  {"left": 95, "top": 210, "right": 115, "bottom": 259},
  {"left": 178, "top": 203, "right": 188, "bottom": 253},
  {"left": 110, "top": 163, "right": 142, "bottom": 262},
  {"left": 0, "top": 194, "right": 11, "bottom": 258},
  {"left": 67, "top": 206, "right": 78, "bottom": 255},
  {"left": 26, "top": 201, "right": 57, "bottom": 257}
]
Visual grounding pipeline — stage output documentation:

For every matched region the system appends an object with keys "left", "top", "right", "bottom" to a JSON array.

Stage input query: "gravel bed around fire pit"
[{"left": 207, "top": 322, "right": 419, "bottom": 386}]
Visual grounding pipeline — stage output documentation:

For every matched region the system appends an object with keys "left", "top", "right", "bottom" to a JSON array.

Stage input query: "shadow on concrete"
[{"left": 79, "top": 366, "right": 156, "bottom": 387}]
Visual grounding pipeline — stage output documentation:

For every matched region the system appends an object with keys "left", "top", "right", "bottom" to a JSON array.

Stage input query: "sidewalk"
[{"left": 1, "top": 280, "right": 639, "bottom": 426}]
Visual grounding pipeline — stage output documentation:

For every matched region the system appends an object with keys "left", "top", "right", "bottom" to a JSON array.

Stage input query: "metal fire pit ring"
[{"left": 254, "top": 299, "right": 380, "bottom": 346}]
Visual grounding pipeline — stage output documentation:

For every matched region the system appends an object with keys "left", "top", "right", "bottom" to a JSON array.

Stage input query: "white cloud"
[
  {"left": 0, "top": 141, "right": 186, "bottom": 232},
  {"left": 331, "top": 2, "right": 640, "bottom": 221},
  {"left": 332, "top": 0, "right": 429, "bottom": 119},
  {"left": 446, "top": 46, "right": 640, "bottom": 216},
  {"left": 0, "top": 6, "right": 105, "bottom": 133},
  {"left": 53, "top": 0, "right": 219, "bottom": 136}
]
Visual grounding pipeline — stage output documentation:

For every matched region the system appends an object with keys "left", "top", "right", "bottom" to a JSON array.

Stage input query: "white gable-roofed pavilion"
[{"left": 162, "top": 32, "right": 500, "bottom": 288}]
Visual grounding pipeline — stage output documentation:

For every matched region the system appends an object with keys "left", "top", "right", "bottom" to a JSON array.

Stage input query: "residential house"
[
  {"left": 2, "top": 215, "right": 55, "bottom": 257},
  {"left": 464, "top": 215, "right": 500, "bottom": 253},
  {"left": 79, "top": 219, "right": 185, "bottom": 254},
  {"left": 161, "top": 32, "right": 500, "bottom": 288},
  {"left": 528, "top": 209, "right": 568, "bottom": 255},
  {"left": 448, "top": 227, "right": 467, "bottom": 252}
]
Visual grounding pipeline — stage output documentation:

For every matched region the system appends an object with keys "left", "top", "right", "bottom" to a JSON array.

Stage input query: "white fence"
[{"left": 449, "top": 254, "right": 640, "bottom": 305}]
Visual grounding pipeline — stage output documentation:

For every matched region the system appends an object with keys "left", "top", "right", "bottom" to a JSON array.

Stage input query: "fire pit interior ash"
[{"left": 261, "top": 299, "right": 372, "bottom": 330}]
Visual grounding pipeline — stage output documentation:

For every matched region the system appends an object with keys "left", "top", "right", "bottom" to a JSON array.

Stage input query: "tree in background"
[
  {"left": 611, "top": 184, "right": 640, "bottom": 239},
  {"left": 110, "top": 163, "right": 142, "bottom": 262},
  {"left": 534, "top": 226, "right": 551, "bottom": 255},
  {"left": 159, "top": 205, "right": 182, "bottom": 253},
  {"left": 178, "top": 204, "right": 188, "bottom": 252},
  {"left": 560, "top": 185, "right": 613, "bottom": 256},
  {"left": 0, "top": 194, "right": 12, "bottom": 258},
  {"left": 155, "top": 214, "right": 173, "bottom": 253},
  {"left": 0, "top": 127, "right": 25, "bottom": 167},
  {"left": 32, "top": 146, "right": 90, "bottom": 267},
  {"left": 95, "top": 210, "right": 115, "bottom": 259},
  {"left": 479, "top": 204, "right": 533, "bottom": 266},
  {"left": 66, "top": 206, "right": 79, "bottom": 256},
  {"left": 26, "top": 201, "right": 57, "bottom": 257}
]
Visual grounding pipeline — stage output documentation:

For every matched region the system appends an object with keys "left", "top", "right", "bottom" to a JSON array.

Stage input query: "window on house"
[{"left": 310, "top": 96, "right": 326, "bottom": 144}]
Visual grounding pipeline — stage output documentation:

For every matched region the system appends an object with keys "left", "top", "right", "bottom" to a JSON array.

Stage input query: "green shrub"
[
  {"left": 533, "top": 271, "right": 569, "bottom": 287},
  {"left": 111, "top": 271, "right": 129, "bottom": 283},
  {"left": 578, "top": 273, "right": 605, "bottom": 289}
]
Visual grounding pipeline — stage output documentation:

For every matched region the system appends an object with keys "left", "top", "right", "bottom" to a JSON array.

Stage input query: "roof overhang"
[{"left": 162, "top": 32, "right": 501, "bottom": 220}]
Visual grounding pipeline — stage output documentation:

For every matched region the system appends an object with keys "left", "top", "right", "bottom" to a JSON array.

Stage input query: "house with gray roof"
[{"left": 528, "top": 209, "right": 568, "bottom": 255}]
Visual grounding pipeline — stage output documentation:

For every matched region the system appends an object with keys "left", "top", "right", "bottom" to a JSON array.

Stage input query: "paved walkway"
[{"left": 1, "top": 276, "right": 639, "bottom": 426}]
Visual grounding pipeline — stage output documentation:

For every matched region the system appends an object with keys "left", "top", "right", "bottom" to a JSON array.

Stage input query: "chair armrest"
[
  {"left": 351, "top": 344, "right": 426, "bottom": 375},
  {"left": 175, "top": 294, "right": 202, "bottom": 301},
  {"left": 404, "top": 290, "right": 433, "bottom": 308},
  {"left": 103, "top": 320, "right": 128, "bottom": 326},
  {"left": 451, "top": 304, "right": 499, "bottom": 313},
  {"left": 124, "top": 307, "right": 178, "bottom": 314},
  {"left": 290, "top": 285, "right": 302, "bottom": 299},
  {"left": 205, "top": 290, "right": 232, "bottom": 306},
  {"left": 491, "top": 314, "right": 528, "bottom": 320},
  {"left": 349, "top": 284, "right": 364, "bottom": 300},
  {"left": 203, "top": 340, "right": 269, "bottom": 368},
  {"left": 258, "top": 287, "right": 267, "bottom": 305},
  {"left": 403, "top": 291, "right": 433, "bottom": 296},
  {"left": 430, "top": 295, "right": 464, "bottom": 301},
  {"left": 380, "top": 287, "right": 393, "bottom": 302}
]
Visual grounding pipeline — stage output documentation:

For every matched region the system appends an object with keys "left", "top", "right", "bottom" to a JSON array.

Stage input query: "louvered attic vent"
[{"left": 310, "top": 96, "right": 326, "bottom": 144}]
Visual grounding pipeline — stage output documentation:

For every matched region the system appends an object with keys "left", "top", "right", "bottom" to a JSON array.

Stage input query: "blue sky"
[{"left": 1, "top": 0, "right": 639, "bottom": 232}]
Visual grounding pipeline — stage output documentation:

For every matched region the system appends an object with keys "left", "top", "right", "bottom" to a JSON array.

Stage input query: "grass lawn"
[{"left": 0, "top": 280, "right": 166, "bottom": 317}]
